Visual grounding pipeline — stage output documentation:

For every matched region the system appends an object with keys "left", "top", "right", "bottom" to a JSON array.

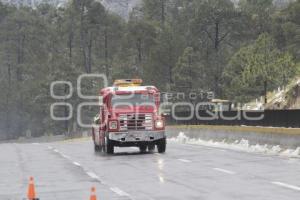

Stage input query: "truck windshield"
[{"left": 111, "top": 94, "right": 155, "bottom": 107}]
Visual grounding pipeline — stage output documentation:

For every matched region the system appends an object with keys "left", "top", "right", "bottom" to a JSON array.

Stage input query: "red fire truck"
[{"left": 92, "top": 79, "right": 166, "bottom": 154}]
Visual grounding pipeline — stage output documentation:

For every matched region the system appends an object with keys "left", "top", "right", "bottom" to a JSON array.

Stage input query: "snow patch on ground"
[
  {"left": 297, "top": 78, "right": 300, "bottom": 86},
  {"left": 169, "top": 132, "right": 300, "bottom": 158}
]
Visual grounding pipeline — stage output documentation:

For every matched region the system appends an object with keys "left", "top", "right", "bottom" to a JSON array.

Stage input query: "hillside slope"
[
  {"left": 1, "top": 0, "right": 142, "bottom": 19},
  {"left": 266, "top": 78, "right": 300, "bottom": 109},
  {"left": 1, "top": 0, "right": 294, "bottom": 19},
  {"left": 245, "top": 77, "right": 300, "bottom": 110},
  {"left": 100, "top": 0, "right": 141, "bottom": 19}
]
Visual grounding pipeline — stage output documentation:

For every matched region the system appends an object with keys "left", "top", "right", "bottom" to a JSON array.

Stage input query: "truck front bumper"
[{"left": 109, "top": 130, "right": 165, "bottom": 142}]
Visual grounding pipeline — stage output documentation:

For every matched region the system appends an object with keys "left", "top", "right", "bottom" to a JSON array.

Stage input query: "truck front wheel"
[
  {"left": 148, "top": 144, "right": 155, "bottom": 152},
  {"left": 94, "top": 143, "right": 101, "bottom": 152},
  {"left": 157, "top": 138, "right": 166, "bottom": 153},
  {"left": 139, "top": 145, "right": 147, "bottom": 153},
  {"left": 105, "top": 136, "right": 114, "bottom": 154}
]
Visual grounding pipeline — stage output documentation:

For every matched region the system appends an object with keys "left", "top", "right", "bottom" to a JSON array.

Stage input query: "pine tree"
[{"left": 223, "top": 33, "right": 296, "bottom": 102}]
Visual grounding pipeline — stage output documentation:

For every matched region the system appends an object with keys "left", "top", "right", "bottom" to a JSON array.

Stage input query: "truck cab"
[{"left": 92, "top": 79, "right": 166, "bottom": 154}]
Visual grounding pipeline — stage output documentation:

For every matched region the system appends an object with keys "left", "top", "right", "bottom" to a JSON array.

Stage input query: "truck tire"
[
  {"left": 139, "top": 145, "right": 147, "bottom": 153},
  {"left": 157, "top": 138, "right": 166, "bottom": 153},
  {"left": 105, "top": 137, "right": 114, "bottom": 154},
  {"left": 148, "top": 144, "right": 155, "bottom": 152},
  {"left": 94, "top": 143, "right": 101, "bottom": 152}
]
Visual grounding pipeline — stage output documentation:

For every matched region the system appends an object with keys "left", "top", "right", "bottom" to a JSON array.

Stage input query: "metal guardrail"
[{"left": 165, "top": 109, "right": 300, "bottom": 128}]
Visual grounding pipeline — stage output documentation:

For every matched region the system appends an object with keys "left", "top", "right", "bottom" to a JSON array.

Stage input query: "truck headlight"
[
  {"left": 109, "top": 120, "right": 118, "bottom": 130},
  {"left": 155, "top": 119, "right": 164, "bottom": 129}
]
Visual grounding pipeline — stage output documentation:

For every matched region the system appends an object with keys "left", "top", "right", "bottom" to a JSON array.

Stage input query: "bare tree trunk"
[
  {"left": 214, "top": 21, "right": 219, "bottom": 51},
  {"left": 68, "top": 31, "right": 73, "bottom": 63},
  {"left": 137, "top": 39, "right": 142, "bottom": 63},
  {"left": 79, "top": 1, "right": 89, "bottom": 73},
  {"left": 214, "top": 21, "right": 221, "bottom": 96},
  {"left": 15, "top": 30, "right": 25, "bottom": 137},
  {"left": 167, "top": 38, "right": 173, "bottom": 85},
  {"left": 64, "top": 17, "right": 75, "bottom": 136},
  {"left": 87, "top": 33, "right": 93, "bottom": 73},
  {"left": 5, "top": 46, "right": 11, "bottom": 136},
  {"left": 104, "top": 28, "right": 109, "bottom": 80},
  {"left": 161, "top": 0, "right": 165, "bottom": 25},
  {"left": 136, "top": 38, "right": 142, "bottom": 76},
  {"left": 188, "top": 54, "right": 192, "bottom": 90}
]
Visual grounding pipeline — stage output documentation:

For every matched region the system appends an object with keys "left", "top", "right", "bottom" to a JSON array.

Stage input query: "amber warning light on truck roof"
[{"left": 113, "top": 79, "right": 143, "bottom": 87}]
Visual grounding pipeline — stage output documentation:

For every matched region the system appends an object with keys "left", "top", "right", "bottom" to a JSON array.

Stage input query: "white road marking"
[
  {"left": 110, "top": 187, "right": 130, "bottom": 196},
  {"left": 72, "top": 161, "right": 81, "bottom": 166},
  {"left": 272, "top": 182, "right": 300, "bottom": 191},
  {"left": 178, "top": 159, "right": 192, "bottom": 163},
  {"left": 32, "top": 143, "right": 39, "bottom": 145},
  {"left": 213, "top": 168, "right": 236, "bottom": 175},
  {"left": 61, "top": 154, "right": 70, "bottom": 160},
  {"left": 49, "top": 148, "right": 104, "bottom": 185},
  {"left": 86, "top": 171, "right": 100, "bottom": 180},
  {"left": 47, "top": 145, "right": 131, "bottom": 198},
  {"left": 158, "top": 175, "right": 165, "bottom": 183}
]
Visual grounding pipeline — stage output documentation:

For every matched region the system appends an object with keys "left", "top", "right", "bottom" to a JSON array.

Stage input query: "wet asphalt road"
[{"left": 1, "top": 138, "right": 300, "bottom": 200}]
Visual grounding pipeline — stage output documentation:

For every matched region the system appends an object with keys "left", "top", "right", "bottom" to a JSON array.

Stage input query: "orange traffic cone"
[
  {"left": 90, "top": 187, "right": 97, "bottom": 200},
  {"left": 27, "top": 177, "right": 37, "bottom": 200}
]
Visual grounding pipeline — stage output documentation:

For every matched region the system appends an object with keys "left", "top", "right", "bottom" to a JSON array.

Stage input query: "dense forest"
[{"left": 0, "top": 0, "right": 299, "bottom": 139}]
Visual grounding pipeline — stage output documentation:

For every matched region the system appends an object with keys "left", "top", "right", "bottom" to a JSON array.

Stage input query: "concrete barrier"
[{"left": 166, "top": 125, "right": 300, "bottom": 149}]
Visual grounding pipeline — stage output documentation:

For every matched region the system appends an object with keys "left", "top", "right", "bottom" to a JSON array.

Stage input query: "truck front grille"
[{"left": 119, "top": 113, "right": 153, "bottom": 131}]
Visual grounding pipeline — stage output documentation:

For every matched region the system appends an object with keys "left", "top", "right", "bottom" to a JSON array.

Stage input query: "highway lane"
[
  {"left": 1, "top": 138, "right": 300, "bottom": 200},
  {"left": 0, "top": 142, "right": 127, "bottom": 200}
]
